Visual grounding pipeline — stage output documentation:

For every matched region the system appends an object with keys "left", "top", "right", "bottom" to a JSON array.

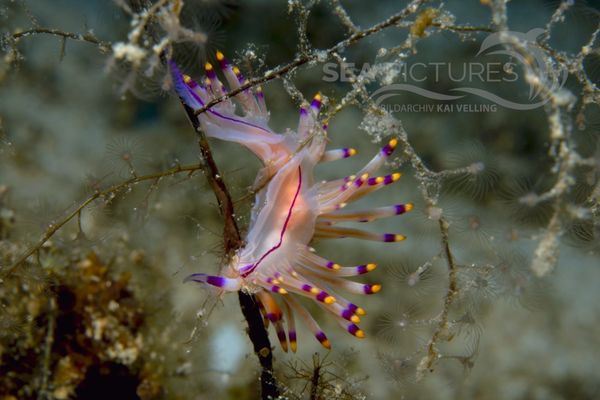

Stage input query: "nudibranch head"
[{"left": 171, "top": 52, "right": 412, "bottom": 352}]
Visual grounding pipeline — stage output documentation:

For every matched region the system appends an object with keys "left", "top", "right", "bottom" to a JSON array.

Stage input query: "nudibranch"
[{"left": 169, "top": 52, "right": 412, "bottom": 351}]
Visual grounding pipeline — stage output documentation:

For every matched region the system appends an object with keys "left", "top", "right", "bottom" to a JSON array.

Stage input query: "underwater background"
[{"left": 1, "top": 0, "right": 599, "bottom": 399}]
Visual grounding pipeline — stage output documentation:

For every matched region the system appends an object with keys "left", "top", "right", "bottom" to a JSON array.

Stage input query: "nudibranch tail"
[
  {"left": 183, "top": 273, "right": 242, "bottom": 291},
  {"left": 173, "top": 52, "right": 412, "bottom": 351}
]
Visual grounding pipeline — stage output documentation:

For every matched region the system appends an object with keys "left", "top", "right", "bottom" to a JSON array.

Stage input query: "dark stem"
[
  {"left": 122, "top": 0, "right": 278, "bottom": 395},
  {"left": 238, "top": 292, "right": 279, "bottom": 399},
  {"left": 309, "top": 362, "right": 321, "bottom": 400},
  {"left": 424, "top": 217, "right": 458, "bottom": 370},
  {"left": 180, "top": 104, "right": 280, "bottom": 399}
]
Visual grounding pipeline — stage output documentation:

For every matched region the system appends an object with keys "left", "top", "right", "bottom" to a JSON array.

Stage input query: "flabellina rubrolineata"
[{"left": 170, "top": 52, "right": 412, "bottom": 351}]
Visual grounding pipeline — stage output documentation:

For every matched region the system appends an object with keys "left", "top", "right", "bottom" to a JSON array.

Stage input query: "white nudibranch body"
[{"left": 170, "top": 52, "right": 412, "bottom": 351}]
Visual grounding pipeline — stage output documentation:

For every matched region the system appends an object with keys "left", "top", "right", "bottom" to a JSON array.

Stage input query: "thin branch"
[
  {"left": 330, "top": 0, "right": 359, "bottom": 33},
  {"left": 192, "top": 0, "right": 427, "bottom": 117},
  {"left": 12, "top": 28, "right": 112, "bottom": 52},
  {"left": 418, "top": 217, "right": 458, "bottom": 379},
  {"left": 126, "top": 0, "right": 174, "bottom": 44},
  {"left": 309, "top": 358, "right": 322, "bottom": 400},
  {"left": 1, "top": 163, "right": 202, "bottom": 279},
  {"left": 430, "top": 23, "right": 494, "bottom": 33},
  {"left": 538, "top": 0, "right": 575, "bottom": 45}
]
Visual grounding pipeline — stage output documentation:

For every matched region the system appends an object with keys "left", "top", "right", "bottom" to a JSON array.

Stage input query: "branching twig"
[
  {"left": 430, "top": 23, "right": 494, "bottom": 33},
  {"left": 192, "top": 0, "right": 427, "bottom": 117},
  {"left": 417, "top": 217, "right": 458, "bottom": 379},
  {"left": 330, "top": 0, "right": 359, "bottom": 33},
  {"left": 12, "top": 28, "right": 112, "bottom": 52},
  {"left": 1, "top": 163, "right": 202, "bottom": 279}
]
